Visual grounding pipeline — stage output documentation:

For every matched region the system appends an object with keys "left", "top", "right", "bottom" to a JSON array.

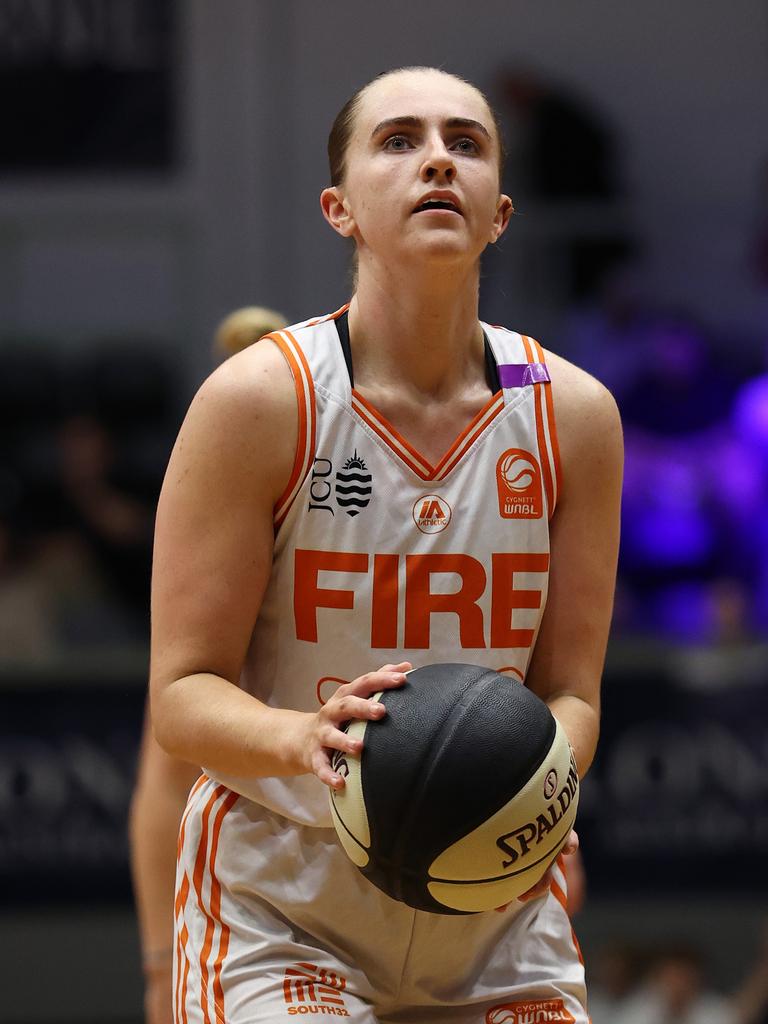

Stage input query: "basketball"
[{"left": 328, "top": 663, "right": 579, "bottom": 914}]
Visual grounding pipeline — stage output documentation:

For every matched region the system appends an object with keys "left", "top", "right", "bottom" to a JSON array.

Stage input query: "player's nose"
[{"left": 419, "top": 133, "right": 456, "bottom": 182}]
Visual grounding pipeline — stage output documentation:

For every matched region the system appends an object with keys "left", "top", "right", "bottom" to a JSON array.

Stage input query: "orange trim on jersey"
[
  {"left": 175, "top": 931, "right": 183, "bottom": 1024},
  {"left": 193, "top": 785, "right": 226, "bottom": 1024},
  {"left": 352, "top": 390, "right": 432, "bottom": 477},
  {"left": 177, "top": 774, "right": 207, "bottom": 864},
  {"left": 352, "top": 388, "right": 504, "bottom": 482},
  {"left": 305, "top": 302, "right": 351, "bottom": 328},
  {"left": 434, "top": 393, "right": 504, "bottom": 480},
  {"left": 175, "top": 872, "right": 190, "bottom": 917},
  {"left": 177, "top": 921, "right": 191, "bottom": 1024},
  {"left": 550, "top": 876, "right": 586, "bottom": 968},
  {"left": 521, "top": 335, "right": 555, "bottom": 517},
  {"left": 209, "top": 791, "right": 239, "bottom": 1024},
  {"left": 531, "top": 337, "right": 563, "bottom": 504},
  {"left": 175, "top": 777, "right": 206, "bottom": 1024},
  {"left": 270, "top": 334, "right": 309, "bottom": 519},
  {"left": 284, "top": 329, "right": 317, "bottom": 477},
  {"left": 269, "top": 332, "right": 316, "bottom": 527},
  {"left": 550, "top": 877, "right": 568, "bottom": 914}
]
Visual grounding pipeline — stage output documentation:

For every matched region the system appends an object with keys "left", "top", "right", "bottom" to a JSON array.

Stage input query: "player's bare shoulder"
[
  {"left": 541, "top": 346, "right": 623, "bottom": 504},
  {"left": 164, "top": 335, "right": 298, "bottom": 512}
]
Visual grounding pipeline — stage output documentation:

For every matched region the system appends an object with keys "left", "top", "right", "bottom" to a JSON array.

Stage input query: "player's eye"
[
  {"left": 383, "top": 135, "right": 413, "bottom": 151},
  {"left": 451, "top": 136, "right": 479, "bottom": 154}
]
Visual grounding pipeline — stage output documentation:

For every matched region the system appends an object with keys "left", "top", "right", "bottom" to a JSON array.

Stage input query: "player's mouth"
[{"left": 412, "top": 191, "right": 463, "bottom": 216}]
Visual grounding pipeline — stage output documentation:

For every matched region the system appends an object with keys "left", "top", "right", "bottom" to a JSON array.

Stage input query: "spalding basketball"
[{"left": 329, "top": 663, "right": 578, "bottom": 914}]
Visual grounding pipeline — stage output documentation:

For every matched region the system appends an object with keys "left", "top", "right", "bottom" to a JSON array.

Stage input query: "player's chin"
[{"left": 407, "top": 233, "right": 478, "bottom": 264}]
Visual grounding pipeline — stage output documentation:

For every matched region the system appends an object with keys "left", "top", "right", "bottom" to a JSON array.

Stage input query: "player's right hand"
[{"left": 300, "top": 663, "right": 411, "bottom": 790}]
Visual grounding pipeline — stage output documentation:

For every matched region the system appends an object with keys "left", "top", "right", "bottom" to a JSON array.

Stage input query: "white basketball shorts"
[{"left": 173, "top": 775, "right": 588, "bottom": 1024}]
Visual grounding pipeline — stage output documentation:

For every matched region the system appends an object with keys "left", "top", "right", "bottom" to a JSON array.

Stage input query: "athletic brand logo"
[
  {"left": 486, "top": 999, "right": 575, "bottom": 1023},
  {"left": 282, "top": 962, "right": 349, "bottom": 1016},
  {"left": 543, "top": 769, "right": 558, "bottom": 799},
  {"left": 496, "top": 753, "right": 578, "bottom": 868},
  {"left": 496, "top": 449, "right": 543, "bottom": 519},
  {"left": 335, "top": 451, "right": 372, "bottom": 517},
  {"left": 413, "top": 494, "right": 452, "bottom": 533}
]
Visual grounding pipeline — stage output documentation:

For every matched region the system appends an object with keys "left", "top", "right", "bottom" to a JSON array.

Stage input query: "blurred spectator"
[
  {"left": 498, "top": 68, "right": 621, "bottom": 200},
  {"left": 559, "top": 258, "right": 656, "bottom": 398},
  {"left": 56, "top": 413, "right": 156, "bottom": 628},
  {"left": 609, "top": 309, "right": 768, "bottom": 642},
  {"left": 53, "top": 343, "right": 178, "bottom": 630},
  {"left": 616, "top": 946, "right": 734, "bottom": 1024},
  {"left": 214, "top": 305, "right": 289, "bottom": 358},
  {"left": 588, "top": 944, "right": 648, "bottom": 1024},
  {"left": 620, "top": 315, "right": 726, "bottom": 436},
  {"left": 0, "top": 340, "right": 181, "bottom": 661},
  {"left": 611, "top": 936, "right": 768, "bottom": 1024}
]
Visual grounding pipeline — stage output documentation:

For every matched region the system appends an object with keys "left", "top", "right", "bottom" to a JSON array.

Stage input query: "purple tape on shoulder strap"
[{"left": 498, "top": 362, "right": 550, "bottom": 388}]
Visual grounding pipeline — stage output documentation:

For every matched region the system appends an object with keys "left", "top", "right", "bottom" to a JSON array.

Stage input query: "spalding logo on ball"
[{"left": 329, "top": 663, "right": 578, "bottom": 914}]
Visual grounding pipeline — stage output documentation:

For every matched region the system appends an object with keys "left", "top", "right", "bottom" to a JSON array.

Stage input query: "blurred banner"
[
  {"left": 1, "top": 682, "right": 144, "bottom": 905},
  {"left": 579, "top": 664, "right": 768, "bottom": 894},
  {"left": 1, "top": 665, "right": 767, "bottom": 904},
  {"left": 0, "top": 0, "right": 176, "bottom": 172}
]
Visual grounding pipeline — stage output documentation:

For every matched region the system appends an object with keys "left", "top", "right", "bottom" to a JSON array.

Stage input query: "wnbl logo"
[
  {"left": 496, "top": 449, "right": 543, "bottom": 519},
  {"left": 486, "top": 1000, "right": 575, "bottom": 1023}
]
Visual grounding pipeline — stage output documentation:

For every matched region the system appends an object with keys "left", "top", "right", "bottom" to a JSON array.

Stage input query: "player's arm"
[
  {"left": 524, "top": 355, "right": 623, "bottom": 778},
  {"left": 129, "top": 705, "right": 200, "bottom": 1024},
  {"left": 149, "top": 341, "right": 404, "bottom": 786}
]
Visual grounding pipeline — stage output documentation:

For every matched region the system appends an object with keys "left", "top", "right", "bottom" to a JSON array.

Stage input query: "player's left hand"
[{"left": 494, "top": 829, "right": 579, "bottom": 912}]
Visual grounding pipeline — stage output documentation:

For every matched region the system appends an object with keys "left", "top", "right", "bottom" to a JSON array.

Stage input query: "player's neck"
[{"left": 349, "top": 263, "right": 485, "bottom": 400}]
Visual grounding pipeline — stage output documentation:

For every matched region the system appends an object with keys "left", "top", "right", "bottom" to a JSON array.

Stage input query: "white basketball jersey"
[{"left": 204, "top": 305, "right": 561, "bottom": 826}]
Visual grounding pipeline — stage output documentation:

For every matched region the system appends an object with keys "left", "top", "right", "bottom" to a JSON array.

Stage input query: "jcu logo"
[{"left": 308, "top": 452, "right": 372, "bottom": 517}]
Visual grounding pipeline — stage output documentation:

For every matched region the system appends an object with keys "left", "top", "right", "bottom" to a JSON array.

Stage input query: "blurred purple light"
[
  {"left": 628, "top": 507, "right": 713, "bottom": 566},
  {"left": 653, "top": 583, "right": 713, "bottom": 643},
  {"left": 733, "top": 374, "right": 768, "bottom": 452}
]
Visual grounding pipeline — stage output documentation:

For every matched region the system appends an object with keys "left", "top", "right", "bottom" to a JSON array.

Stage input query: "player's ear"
[
  {"left": 321, "top": 187, "right": 357, "bottom": 238},
  {"left": 489, "top": 194, "right": 514, "bottom": 243}
]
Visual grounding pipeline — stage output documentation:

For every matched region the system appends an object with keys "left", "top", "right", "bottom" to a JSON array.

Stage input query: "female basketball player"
[{"left": 150, "top": 67, "right": 622, "bottom": 1023}]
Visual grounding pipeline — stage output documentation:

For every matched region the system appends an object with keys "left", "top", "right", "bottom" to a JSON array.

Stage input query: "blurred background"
[{"left": 1, "top": 1, "right": 767, "bottom": 1021}]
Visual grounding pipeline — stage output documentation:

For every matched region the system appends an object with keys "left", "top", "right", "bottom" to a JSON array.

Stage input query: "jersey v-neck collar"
[{"left": 333, "top": 308, "right": 505, "bottom": 483}]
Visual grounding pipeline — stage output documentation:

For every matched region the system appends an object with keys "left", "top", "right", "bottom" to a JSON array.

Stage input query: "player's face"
[{"left": 324, "top": 71, "right": 512, "bottom": 268}]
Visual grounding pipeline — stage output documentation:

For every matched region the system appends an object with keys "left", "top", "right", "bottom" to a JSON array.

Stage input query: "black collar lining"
[{"left": 334, "top": 309, "right": 501, "bottom": 394}]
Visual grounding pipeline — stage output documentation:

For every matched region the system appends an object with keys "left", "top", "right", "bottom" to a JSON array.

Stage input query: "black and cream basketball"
[{"left": 329, "top": 663, "right": 578, "bottom": 914}]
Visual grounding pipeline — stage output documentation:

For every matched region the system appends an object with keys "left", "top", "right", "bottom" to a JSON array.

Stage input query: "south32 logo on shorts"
[{"left": 282, "top": 962, "right": 350, "bottom": 1016}]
